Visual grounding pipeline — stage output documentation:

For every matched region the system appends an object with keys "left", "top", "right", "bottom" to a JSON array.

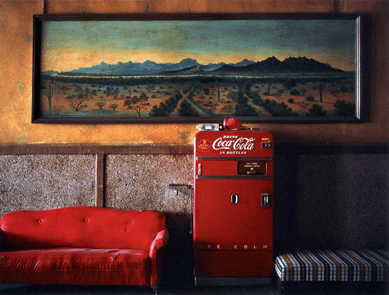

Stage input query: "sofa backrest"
[{"left": 0, "top": 206, "right": 166, "bottom": 251}]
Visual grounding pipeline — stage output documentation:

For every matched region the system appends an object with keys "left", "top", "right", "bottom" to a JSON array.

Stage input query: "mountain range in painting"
[{"left": 63, "top": 56, "right": 344, "bottom": 76}]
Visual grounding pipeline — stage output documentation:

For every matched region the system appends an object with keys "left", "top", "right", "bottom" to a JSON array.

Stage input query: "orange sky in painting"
[{"left": 41, "top": 19, "right": 356, "bottom": 73}]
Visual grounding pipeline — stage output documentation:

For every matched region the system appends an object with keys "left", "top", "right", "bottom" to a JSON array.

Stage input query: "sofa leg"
[{"left": 151, "top": 285, "right": 158, "bottom": 295}]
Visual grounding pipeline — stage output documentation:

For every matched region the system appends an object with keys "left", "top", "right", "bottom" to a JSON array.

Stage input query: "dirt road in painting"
[{"left": 170, "top": 83, "right": 210, "bottom": 117}]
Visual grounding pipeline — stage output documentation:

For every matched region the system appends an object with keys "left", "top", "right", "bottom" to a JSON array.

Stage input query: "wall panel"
[
  {"left": 106, "top": 154, "right": 193, "bottom": 212},
  {"left": 0, "top": 155, "right": 96, "bottom": 217},
  {"left": 297, "top": 154, "right": 389, "bottom": 249}
]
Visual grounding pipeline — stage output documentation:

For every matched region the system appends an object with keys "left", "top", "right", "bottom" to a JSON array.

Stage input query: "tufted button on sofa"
[{"left": 0, "top": 206, "right": 169, "bottom": 295}]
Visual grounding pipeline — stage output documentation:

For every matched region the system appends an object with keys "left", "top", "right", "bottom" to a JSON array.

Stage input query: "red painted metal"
[{"left": 193, "top": 122, "right": 274, "bottom": 284}]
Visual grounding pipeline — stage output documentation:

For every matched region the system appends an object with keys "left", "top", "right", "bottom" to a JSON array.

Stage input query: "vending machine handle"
[{"left": 231, "top": 194, "right": 239, "bottom": 204}]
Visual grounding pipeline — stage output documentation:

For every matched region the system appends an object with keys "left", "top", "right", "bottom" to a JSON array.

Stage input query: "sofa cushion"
[
  {"left": 275, "top": 249, "right": 389, "bottom": 282},
  {"left": 0, "top": 207, "right": 166, "bottom": 251},
  {"left": 0, "top": 248, "right": 150, "bottom": 285}
]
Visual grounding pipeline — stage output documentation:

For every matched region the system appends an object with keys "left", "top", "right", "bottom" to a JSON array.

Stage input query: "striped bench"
[{"left": 275, "top": 249, "right": 389, "bottom": 293}]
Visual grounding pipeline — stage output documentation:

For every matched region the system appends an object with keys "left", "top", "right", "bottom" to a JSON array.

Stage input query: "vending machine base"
[
  {"left": 194, "top": 250, "right": 274, "bottom": 286},
  {"left": 195, "top": 277, "right": 272, "bottom": 286}
]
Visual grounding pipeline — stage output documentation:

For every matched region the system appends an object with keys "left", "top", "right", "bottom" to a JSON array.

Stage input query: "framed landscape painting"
[{"left": 32, "top": 14, "right": 365, "bottom": 123}]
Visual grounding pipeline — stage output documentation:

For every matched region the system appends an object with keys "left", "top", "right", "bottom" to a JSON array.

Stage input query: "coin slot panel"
[{"left": 238, "top": 161, "right": 266, "bottom": 175}]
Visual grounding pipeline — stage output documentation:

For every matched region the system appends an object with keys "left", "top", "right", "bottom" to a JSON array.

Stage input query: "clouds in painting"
[{"left": 42, "top": 19, "right": 356, "bottom": 72}]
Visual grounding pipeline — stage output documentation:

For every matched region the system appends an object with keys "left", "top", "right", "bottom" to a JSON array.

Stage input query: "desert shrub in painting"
[
  {"left": 178, "top": 100, "right": 200, "bottom": 117},
  {"left": 334, "top": 99, "right": 355, "bottom": 116},
  {"left": 307, "top": 104, "right": 327, "bottom": 117}
]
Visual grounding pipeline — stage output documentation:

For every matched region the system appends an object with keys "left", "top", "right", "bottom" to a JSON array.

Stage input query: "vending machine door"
[
  {"left": 194, "top": 178, "right": 273, "bottom": 252},
  {"left": 193, "top": 129, "right": 274, "bottom": 284}
]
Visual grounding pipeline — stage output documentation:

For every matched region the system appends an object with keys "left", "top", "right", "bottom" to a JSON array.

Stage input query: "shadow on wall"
[
  {"left": 274, "top": 153, "right": 389, "bottom": 250},
  {"left": 163, "top": 212, "right": 194, "bottom": 287}
]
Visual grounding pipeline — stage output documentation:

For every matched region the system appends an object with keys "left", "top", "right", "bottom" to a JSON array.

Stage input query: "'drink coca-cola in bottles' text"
[{"left": 212, "top": 136, "right": 255, "bottom": 154}]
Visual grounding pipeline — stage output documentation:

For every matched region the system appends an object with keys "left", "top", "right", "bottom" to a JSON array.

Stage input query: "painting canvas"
[{"left": 32, "top": 14, "right": 364, "bottom": 123}]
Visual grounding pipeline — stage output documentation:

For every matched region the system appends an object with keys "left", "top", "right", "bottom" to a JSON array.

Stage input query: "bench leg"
[{"left": 151, "top": 285, "right": 158, "bottom": 295}]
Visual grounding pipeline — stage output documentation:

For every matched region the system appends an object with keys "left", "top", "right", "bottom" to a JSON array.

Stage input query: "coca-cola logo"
[{"left": 212, "top": 137, "right": 255, "bottom": 151}]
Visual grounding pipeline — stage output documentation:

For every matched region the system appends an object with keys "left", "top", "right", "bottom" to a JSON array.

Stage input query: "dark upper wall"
[
  {"left": 274, "top": 150, "right": 389, "bottom": 250},
  {"left": 0, "top": 0, "right": 388, "bottom": 145}
]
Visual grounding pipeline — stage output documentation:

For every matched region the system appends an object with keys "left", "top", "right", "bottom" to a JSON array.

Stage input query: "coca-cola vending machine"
[{"left": 193, "top": 118, "right": 273, "bottom": 286}]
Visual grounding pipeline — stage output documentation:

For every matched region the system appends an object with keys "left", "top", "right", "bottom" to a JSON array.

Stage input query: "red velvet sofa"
[{"left": 0, "top": 206, "right": 169, "bottom": 294}]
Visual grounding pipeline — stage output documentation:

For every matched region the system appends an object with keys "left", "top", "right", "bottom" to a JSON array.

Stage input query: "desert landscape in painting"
[{"left": 40, "top": 56, "right": 355, "bottom": 119}]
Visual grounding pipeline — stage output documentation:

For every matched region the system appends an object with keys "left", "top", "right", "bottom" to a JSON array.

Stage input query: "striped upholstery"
[{"left": 275, "top": 249, "right": 389, "bottom": 282}]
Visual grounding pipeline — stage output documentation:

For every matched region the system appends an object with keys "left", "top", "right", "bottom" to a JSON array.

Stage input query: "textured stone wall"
[
  {"left": 0, "top": 155, "right": 96, "bottom": 217},
  {"left": 106, "top": 154, "right": 193, "bottom": 212}
]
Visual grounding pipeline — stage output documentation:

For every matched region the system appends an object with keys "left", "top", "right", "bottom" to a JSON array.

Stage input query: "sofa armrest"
[
  {"left": 149, "top": 229, "right": 169, "bottom": 287},
  {"left": 149, "top": 229, "right": 169, "bottom": 259}
]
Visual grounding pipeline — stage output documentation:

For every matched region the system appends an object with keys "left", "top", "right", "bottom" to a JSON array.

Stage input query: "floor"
[{"left": 0, "top": 284, "right": 387, "bottom": 295}]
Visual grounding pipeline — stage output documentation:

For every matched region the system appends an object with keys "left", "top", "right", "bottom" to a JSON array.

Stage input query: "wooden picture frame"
[{"left": 32, "top": 13, "right": 366, "bottom": 123}]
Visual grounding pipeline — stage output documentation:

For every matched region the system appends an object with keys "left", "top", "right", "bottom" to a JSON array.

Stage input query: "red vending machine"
[{"left": 193, "top": 118, "right": 274, "bottom": 286}]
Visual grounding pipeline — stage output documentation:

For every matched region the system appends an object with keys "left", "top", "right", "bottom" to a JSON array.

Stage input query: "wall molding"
[
  {"left": 0, "top": 144, "right": 194, "bottom": 155},
  {"left": 0, "top": 143, "right": 387, "bottom": 156},
  {"left": 274, "top": 143, "right": 389, "bottom": 155}
]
